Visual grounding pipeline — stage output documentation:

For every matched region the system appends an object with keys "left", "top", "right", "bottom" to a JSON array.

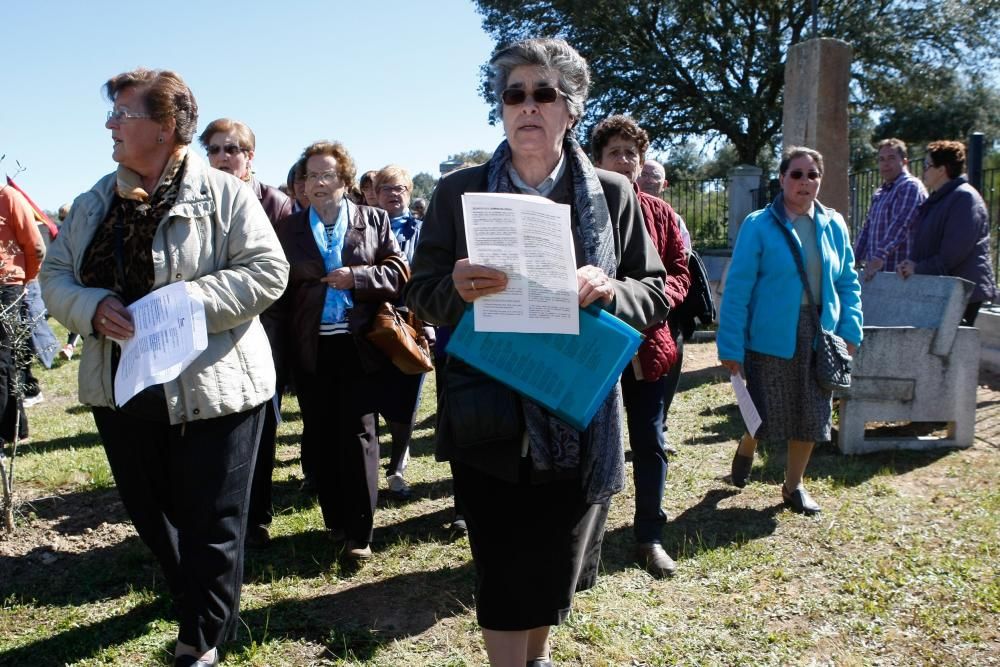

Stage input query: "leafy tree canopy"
[
  {"left": 412, "top": 172, "right": 438, "bottom": 201},
  {"left": 446, "top": 149, "right": 493, "bottom": 166},
  {"left": 474, "top": 0, "right": 1000, "bottom": 166}
]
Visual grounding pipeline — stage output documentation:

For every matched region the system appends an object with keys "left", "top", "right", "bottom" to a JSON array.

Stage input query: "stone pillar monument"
[
  {"left": 727, "top": 165, "right": 763, "bottom": 246},
  {"left": 783, "top": 38, "right": 852, "bottom": 215}
]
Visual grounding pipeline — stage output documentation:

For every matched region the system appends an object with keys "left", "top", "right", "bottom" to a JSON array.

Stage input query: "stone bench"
[{"left": 837, "top": 273, "right": 979, "bottom": 454}]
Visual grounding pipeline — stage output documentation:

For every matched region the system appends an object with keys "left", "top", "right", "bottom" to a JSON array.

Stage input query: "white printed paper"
[
  {"left": 730, "top": 373, "right": 762, "bottom": 437},
  {"left": 114, "top": 282, "right": 208, "bottom": 406},
  {"left": 461, "top": 192, "right": 579, "bottom": 334}
]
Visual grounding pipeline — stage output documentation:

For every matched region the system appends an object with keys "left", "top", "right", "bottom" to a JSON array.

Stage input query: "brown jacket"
[{"left": 267, "top": 201, "right": 407, "bottom": 375}]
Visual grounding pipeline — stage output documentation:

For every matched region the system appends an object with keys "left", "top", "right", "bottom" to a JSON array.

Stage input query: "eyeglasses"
[
  {"left": 378, "top": 184, "right": 408, "bottom": 195},
  {"left": 207, "top": 144, "right": 246, "bottom": 157},
  {"left": 787, "top": 170, "right": 821, "bottom": 181},
  {"left": 106, "top": 109, "right": 152, "bottom": 122},
  {"left": 501, "top": 86, "right": 563, "bottom": 106},
  {"left": 306, "top": 170, "right": 341, "bottom": 183}
]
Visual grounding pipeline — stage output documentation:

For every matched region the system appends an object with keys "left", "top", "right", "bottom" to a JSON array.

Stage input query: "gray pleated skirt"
[{"left": 745, "top": 305, "right": 832, "bottom": 442}]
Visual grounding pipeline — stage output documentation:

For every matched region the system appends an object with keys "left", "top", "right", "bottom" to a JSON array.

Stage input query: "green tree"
[
  {"left": 447, "top": 149, "right": 492, "bottom": 166},
  {"left": 412, "top": 172, "right": 437, "bottom": 201},
  {"left": 473, "top": 0, "right": 1000, "bottom": 166},
  {"left": 872, "top": 71, "right": 1000, "bottom": 149}
]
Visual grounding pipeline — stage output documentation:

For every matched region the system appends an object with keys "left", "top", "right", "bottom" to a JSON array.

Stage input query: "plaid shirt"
[{"left": 853, "top": 170, "right": 926, "bottom": 271}]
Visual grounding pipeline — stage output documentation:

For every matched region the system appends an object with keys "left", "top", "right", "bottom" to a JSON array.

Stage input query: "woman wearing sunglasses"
[
  {"left": 896, "top": 140, "right": 996, "bottom": 324},
  {"left": 405, "top": 38, "right": 669, "bottom": 666},
  {"left": 199, "top": 118, "right": 292, "bottom": 225},
  {"left": 717, "top": 146, "right": 863, "bottom": 516}
]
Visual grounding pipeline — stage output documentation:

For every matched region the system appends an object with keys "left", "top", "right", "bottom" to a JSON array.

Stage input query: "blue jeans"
[{"left": 621, "top": 365, "right": 668, "bottom": 543}]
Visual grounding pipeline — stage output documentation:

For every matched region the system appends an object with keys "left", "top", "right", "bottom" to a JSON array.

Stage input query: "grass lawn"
[{"left": 1, "top": 323, "right": 998, "bottom": 666}]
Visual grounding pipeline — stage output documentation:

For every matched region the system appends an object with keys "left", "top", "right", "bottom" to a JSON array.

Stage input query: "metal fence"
[{"left": 664, "top": 178, "right": 729, "bottom": 250}]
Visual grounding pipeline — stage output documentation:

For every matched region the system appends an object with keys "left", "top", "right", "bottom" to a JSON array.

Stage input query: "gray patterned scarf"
[{"left": 486, "top": 136, "right": 626, "bottom": 504}]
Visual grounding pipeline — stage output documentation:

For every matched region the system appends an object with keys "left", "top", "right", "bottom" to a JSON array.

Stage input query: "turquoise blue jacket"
[{"left": 717, "top": 195, "right": 863, "bottom": 363}]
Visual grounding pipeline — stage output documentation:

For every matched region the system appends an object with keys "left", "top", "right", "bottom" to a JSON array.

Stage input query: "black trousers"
[
  {"left": 0, "top": 285, "right": 28, "bottom": 443},
  {"left": 247, "top": 396, "right": 279, "bottom": 528},
  {"left": 93, "top": 403, "right": 264, "bottom": 653},
  {"left": 295, "top": 335, "right": 379, "bottom": 543}
]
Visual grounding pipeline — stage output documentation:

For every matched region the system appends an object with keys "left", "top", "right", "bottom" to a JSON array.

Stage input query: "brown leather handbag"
[{"left": 366, "top": 303, "right": 434, "bottom": 374}]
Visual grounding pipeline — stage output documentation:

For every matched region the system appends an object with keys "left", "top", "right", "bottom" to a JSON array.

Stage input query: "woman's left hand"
[
  {"left": 321, "top": 267, "right": 353, "bottom": 290},
  {"left": 847, "top": 342, "right": 858, "bottom": 356},
  {"left": 577, "top": 265, "right": 615, "bottom": 307}
]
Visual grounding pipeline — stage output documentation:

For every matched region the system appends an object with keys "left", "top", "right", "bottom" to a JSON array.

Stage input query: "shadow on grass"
[
  {"left": 1, "top": 557, "right": 477, "bottom": 665},
  {"left": 0, "top": 598, "right": 170, "bottom": 667},
  {"left": 16, "top": 430, "right": 103, "bottom": 454},
  {"left": 742, "top": 439, "right": 956, "bottom": 489},
  {"left": 676, "top": 365, "right": 728, "bottom": 393},
  {"left": 0, "top": 531, "right": 165, "bottom": 607},
  {"left": 236, "top": 561, "right": 475, "bottom": 662},
  {"left": 599, "top": 488, "right": 781, "bottom": 574}
]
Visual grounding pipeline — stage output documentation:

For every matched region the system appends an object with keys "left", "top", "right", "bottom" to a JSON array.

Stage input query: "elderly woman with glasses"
[
  {"left": 268, "top": 141, "right": 407, "bottom": 562},
  {"left": 200, "top": 118, "right": 292, "bottom": 225},
  {"left": 200, "top": 117, "right": 293, "bottom": 549},
  {"left": 718, "top": 146, "right": 863, "bottom": 516},
  {"left": 404, "top": 38, "right": 668, "bottom": 666},
  {"left": 40, "top": 68, "right": 288, "bottom": 667},
  {"left": 369, "top": 164, "right": 428, "bottom": 501},
  {"left": 896, "top": 140, "right": 996, "bottom": 324}
]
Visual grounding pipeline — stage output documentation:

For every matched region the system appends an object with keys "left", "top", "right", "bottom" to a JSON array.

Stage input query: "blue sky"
[{"left": 2, "top": 0, "right": 506, "bottom": 210}]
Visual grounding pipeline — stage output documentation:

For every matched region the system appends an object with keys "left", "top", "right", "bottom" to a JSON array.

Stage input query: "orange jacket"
[{"left": 0, "top": 186, "right": 45, "bottom": 285}]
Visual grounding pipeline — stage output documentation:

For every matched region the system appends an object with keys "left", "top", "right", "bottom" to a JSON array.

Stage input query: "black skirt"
[{"left": 452, "top": 459, "right": 609, "bottom": 631}]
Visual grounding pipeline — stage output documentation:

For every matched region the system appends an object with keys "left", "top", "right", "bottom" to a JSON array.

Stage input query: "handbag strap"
[{"left": 771, "top": 211, "right": 822, "bottom": 331}]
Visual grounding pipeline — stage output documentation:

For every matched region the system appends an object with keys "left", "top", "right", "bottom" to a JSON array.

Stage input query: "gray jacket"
[
  {"left": 40, "top": 151, "right": 289, "bottom": 423},
  {"left": 912, "top": 176, "right": 996, "bottom": 303}
]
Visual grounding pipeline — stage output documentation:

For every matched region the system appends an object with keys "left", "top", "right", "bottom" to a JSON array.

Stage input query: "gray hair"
[{"left": 488, "top": 38, "right": 590, "bottom": 130}]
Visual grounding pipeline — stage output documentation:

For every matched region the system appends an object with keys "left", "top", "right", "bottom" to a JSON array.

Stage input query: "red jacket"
[{"left": 635, "top": 188, "right": 691, "bottom": 380}]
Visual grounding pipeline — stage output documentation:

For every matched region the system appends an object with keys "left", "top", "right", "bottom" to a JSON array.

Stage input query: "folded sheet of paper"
[
  {"left": 462, "top": 192, "right": 579, "bottom": 334},
  {"left": 114, "top": 282, "right": 208, "bottom": 406},
  {"left": 730, "top": 373, "right": 762, "bottom": 437}
]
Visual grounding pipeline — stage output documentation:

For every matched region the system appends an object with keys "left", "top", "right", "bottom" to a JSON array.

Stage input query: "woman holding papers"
[
  {"left": 39, "top": 69, "right": 288, "bottom": 667},
  {"left": 405, "top": 38, "right": 669, "bottom": 667},
  {"left": 717, "top": 146, "right": 862, "bottom": 516},
  {"left": 269, "top": 141, "right": 408, "bottom": 562}
]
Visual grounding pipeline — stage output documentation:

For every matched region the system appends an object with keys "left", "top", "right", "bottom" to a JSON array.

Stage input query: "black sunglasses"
[
  {"left": 787, "top": 170, "right": 821, "bottom": 181},
  {"left": 207, "top": 144, "right": 246, "bottom": 156},
  {"left": 501, "top": 86, "right": 562, "bottom": 106}
]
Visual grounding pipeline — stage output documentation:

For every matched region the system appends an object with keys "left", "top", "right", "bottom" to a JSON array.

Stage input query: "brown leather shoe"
[
  {"left": 637, "top": 542, "right": 677, "bottom": 578},
  {"left": 345, "top": 540, "right": 372, "bottom": 560},
  {"left": 782, "top": 485, "right": 821, "bottom": 516}
]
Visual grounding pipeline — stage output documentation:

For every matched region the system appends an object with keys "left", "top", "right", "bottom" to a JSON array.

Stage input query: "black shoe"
[
  {"left": 245, "top": 524, "right": 271, "bottom": 549},
  {"left": 782, "top": 485, "right": 821, "bottom": 515},
  {"left": 527, "top": 659, "right": 553, "bottom": 666},
  {"left": 175, "top": 651, "right": 218, "bottom": 667},
  {"left": 731, "top": 451, "right": 753, "bottom": 488},
  {"left": 450, "top": 515, "right": 468, "bottom": 535},
  {"left": 299, "top": 476, "right": 318, "bottom": 496},
  {"left": 637, "top": 542, "right": 677, "bottom": 578}
]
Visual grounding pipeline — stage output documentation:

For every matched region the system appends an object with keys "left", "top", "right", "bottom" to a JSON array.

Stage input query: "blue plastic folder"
[{"left": 445, "top": 305, "right": 643, "bottom": 431}]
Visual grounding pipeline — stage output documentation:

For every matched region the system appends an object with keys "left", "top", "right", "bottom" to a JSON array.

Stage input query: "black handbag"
[
  {"left": 773, "top": 216, "right": 852, "bottom": 392},
  {"left": 434, "top": 357, "right": 525, "bottom": 483}
]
